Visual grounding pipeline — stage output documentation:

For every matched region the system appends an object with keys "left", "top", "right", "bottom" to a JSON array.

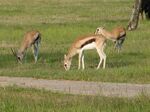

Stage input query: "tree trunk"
[{"left": 127, "top": 0, "right": 142, "bottom": 31}]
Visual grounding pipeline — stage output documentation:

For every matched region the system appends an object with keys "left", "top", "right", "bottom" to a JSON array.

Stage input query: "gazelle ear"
[{"left": 64, "top": 54, "right": 67, "bottom": 59}]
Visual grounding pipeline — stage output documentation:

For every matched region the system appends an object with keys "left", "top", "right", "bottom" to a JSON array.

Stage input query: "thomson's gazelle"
[
  {"left": 64, "top": 35, "right": 106, "bottom": 71},
  {"left": 11, "top": 31, "right": 41, "bottom": 63},
  {"left": 95, "top": 26, "right": 126, "bottom": 51}
]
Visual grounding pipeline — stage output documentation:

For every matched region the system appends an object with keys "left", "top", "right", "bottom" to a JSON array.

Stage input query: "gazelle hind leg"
[
  {"left": 78, "top": 51, "right": 82, "bottom": 70},
  {"left": 37, "top": 36, "right": 41, "bottom": 47},
  {"left": 33, "top": 42, "right": 39, "bottom": 63},
  {"left": 81, "top": 54, "right": 85, "bottom": 70},
  {"left": 34, "top": 37, "right": 41, "bottom": 63},
  {"left": 78, "top": 51, "right": 84, "bottom": 70}
]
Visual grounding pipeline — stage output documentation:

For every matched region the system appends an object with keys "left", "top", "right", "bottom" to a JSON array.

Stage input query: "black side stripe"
[
  {"left": 80, "top": 38, "right": 96, "bottom": 48},
  {"left": 33, "top": 33, "right": 41, "bottom": 44},
  {"left": 118, "top": 33, "right": 126, "bottom": 40}
]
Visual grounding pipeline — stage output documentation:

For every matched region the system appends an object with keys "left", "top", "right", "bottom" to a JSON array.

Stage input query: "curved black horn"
[
  {"left": 11, "top": 48, "right": 18, "bottom": 62},
  {"left": 11, "top": 48, "right": 16, "bottom": 57}
]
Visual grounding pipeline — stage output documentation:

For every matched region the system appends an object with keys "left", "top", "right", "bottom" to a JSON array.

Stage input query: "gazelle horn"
[
  {"left": 11, "top": 48, "right": 16, "bottom": 56},
  {"left": 11, "top": 48, "right": 18, "bottom": 61}
]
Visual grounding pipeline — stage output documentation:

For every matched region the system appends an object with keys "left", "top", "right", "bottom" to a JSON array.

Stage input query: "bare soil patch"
[{"left": 0, "top": 76, "right": 150, "bottom": 97}]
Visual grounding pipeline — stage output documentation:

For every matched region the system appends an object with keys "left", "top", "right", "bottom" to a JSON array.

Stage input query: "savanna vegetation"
[{"left": 0, "top": 87, "right": 150, "bottom": 112}]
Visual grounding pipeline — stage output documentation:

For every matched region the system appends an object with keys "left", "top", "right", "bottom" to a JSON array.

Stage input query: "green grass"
[
  {"left": 0, "top": 0, "right": 150, "bottom": 83},
  {"left": 0, "top": 87, "right": 150, "bottom": 112}
]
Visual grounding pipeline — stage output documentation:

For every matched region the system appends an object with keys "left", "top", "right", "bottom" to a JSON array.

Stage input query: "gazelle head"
[
  {"left": 16, "top": 50, "right": 24, "bottom": 62},
  {"left": 64, "top": 54, "right": 72, "bottom": 71},
  {"left": 95, "top": 27, "right": 105, "bottom": 35},
  {"left": 11, "top": 48, "right": 23, "bottom": 63}
]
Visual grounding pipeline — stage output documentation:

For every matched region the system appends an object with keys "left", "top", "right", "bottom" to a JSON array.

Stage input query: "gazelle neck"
[
  {"left": 18, "top": 46, "right": 26, "bottom": 55},
  {"left": 101, "top": 29, "right": 116, "bottom": 41},
  {"left": 67, "top": 47, "right": 77, "bottom": 60}
]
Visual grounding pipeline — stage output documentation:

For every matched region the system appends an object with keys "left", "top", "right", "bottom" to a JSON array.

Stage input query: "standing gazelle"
[
  {"left": 11, "top": 31, "right": 41, "bottom": 63},
  {"left": 95, "top": 26, "right": 126, "bottom": 51},
  {"left": 64, "top": 34, "right": 106, "bottom": 71}
]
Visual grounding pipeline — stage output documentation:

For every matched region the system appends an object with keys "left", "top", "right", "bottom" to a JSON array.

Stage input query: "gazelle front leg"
[
  {"left": 96, "top": 51, "right": 106, "bottom": 69},
  {"left": 102, "top": 44, "right": 106, "bottom": 69},
  {"left": 97, "top": 58, "right": 103, "bottom": 69},
  {"left": 102, "top": 53, "right": 106, "bottom": 69},
  {"left": 96, "top": 50, "right": 103, "bottom": 69},
  {"left": 96, "top": 46, "right": 106, "bottom": 69}
]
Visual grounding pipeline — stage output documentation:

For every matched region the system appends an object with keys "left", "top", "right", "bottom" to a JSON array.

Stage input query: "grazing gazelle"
[
  {"left": 95, "top": 26, "right": 126, "bottom": 51},
  {"left": 11, "top": 30, "right": 41, "bottom": 63},
  {"left": 64, "top": 34, "right": 106, "bottom": 71}
]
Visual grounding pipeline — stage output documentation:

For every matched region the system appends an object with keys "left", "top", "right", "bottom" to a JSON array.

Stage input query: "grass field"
[
  {"left": 0, "top": 87, "right": 149, "bottom": 112},
  {"left": 0, "top": 0, "right": 150, "bottom": 83}
]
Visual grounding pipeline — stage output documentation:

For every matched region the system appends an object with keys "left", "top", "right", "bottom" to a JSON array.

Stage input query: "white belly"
[{"left": 81, "top": 42, "right": 96, "bottom": 50}]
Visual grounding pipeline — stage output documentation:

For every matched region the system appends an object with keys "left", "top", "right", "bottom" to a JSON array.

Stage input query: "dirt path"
[{"left": 0, "top": 76, "right": 150, "bottom": 97}]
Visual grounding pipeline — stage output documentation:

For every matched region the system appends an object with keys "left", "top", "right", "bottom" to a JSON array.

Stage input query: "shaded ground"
[{"left": 0, "top": 76, "right": 150, "bottom": 98}]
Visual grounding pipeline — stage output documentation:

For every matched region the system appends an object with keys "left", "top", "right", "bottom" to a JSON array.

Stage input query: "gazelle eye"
[
  {"left": 97, "top": 29, "right": 99, "bottom": 31},
  {"left": 64, "top": 64, "right": 67, "bottom": 67},
  {"left": 17, "top": 57, "right": 21, "bottom": 60}
]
